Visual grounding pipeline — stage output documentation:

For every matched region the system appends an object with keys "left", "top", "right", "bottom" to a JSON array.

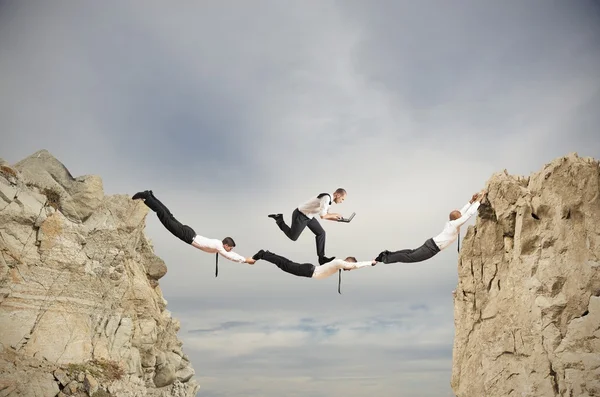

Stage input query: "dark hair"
[
  {"left": 334, "top": 188, "right": 347, "bottom": 196},
  {"left": 344, "top": 256, "right": 357, "bottom": 262},
  {"left": 222, "top": 237, "right": 236, "bottom": 247}
]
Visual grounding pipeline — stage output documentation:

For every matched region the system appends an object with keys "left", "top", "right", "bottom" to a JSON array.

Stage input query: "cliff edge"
[
  {"left": 0, "top": 150, "right": 199, "bottom": 397},
  {"left": 452, "top": 153, "right": 600, "bottom": 397}
]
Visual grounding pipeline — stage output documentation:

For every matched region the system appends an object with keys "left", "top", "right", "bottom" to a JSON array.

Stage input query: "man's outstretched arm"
[
  {"left": 342, "top": 260, "right": 377, "bottom": 271},
  {"left": 451, "top": 191, "right": 486, "bottom": 228},
  {"left": 218, "top": 248, "right": 256, "bottom": 264},
  {"left": 458, "top": 192, "right": 482, "bottom": 214}
]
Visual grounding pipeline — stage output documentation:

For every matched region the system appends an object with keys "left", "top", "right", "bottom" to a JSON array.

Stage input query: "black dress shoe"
[
  {"left": 252, "top": 250, "right": 266, "bottom": 261},
  {"left": 375, "top": 250, "right": 390, "bottom": 263},
  {"left": 132, "top": 190, "right": 151, "bottom": 200},
  {"left": 318, "top": 256, "right": 335, "bottom": 265},
  {"left": 268, "top": 213, "right": 283, "bottom": 221}
]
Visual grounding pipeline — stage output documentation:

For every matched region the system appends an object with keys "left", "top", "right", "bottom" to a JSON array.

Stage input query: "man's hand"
[
  {"left": 470, "top": 192, "right": 479, "bottom": 203},
  {"left": 246, "top": 258, "right": 256, "bottom": 265},
  {"left": 371, "top": 260, "right": 377, "bottom": 266},
  {"left": 322, "top": 213, "right": 342, "bottom": 221},
  {"left": 478, "top": 190, "right": 487, "bottom": 201}
]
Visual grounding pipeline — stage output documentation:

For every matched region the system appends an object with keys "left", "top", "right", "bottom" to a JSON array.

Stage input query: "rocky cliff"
[
  {"left": 452, "top": 153, "right": 600, "bottom": 397},
  {"left": 0, "top": 150, "right": 199, "bottom": 397}
]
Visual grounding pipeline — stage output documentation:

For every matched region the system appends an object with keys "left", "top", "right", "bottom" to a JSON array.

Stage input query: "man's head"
[
  {"left": 449, "top": 210, "right": 462, "bottom": 221},
  {"left": 333, "top": 188, "right": 347, "bottom": 204},
  {"left": 344, "top": 256, "right": 357, "bottom": 262},
  {"left": 222, "top": 237, "right": 236, "bottom": 252}
]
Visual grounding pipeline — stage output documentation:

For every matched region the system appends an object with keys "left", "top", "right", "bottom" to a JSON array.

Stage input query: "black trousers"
[
  {"left": 381, "top": 238, "right": 440, "bottom": 264},
  {"left": 262, "top": 251, "right": 315, "bottom": 278},
  {"left": 144, "top": 193, "right": 196, "bottom": 244},
  {"left": 277, "top": 208, "right": 327, "bottom": 259}
]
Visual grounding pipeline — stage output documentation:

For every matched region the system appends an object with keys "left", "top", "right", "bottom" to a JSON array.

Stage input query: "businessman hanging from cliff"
[{"left": 375, "top": 190, "right": 487, "bottom": 264}]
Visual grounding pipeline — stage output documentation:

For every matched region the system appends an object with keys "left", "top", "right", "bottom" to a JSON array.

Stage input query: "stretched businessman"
[
  {"left": 132, "top": 190, "right": 256, "bottom": 273},
  {"left": 252, "top": 249, "right": 375, "bottom": 279},
  {"left": 376, "top": 190, "right": 486, "bottom": 264}
]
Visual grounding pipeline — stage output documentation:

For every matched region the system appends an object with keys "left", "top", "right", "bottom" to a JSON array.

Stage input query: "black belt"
[
  {"left": 338, "top": 269, "right": 342, "bottom": 294},
  {"left": 215, "top": 253, "right": 219, "bottom": 277}
]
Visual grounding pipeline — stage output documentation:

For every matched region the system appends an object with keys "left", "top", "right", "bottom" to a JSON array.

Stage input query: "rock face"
[
  {"left": 452, "top": 153, "right": 600, "bottom": 397},
  {"left": 0, "top": 150, "right": 199, "bottom": 397}
]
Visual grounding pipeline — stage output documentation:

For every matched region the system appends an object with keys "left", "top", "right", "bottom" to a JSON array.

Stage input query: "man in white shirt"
[
  {"left": 132, "top": 190, "right": 256, "bottom": 270},
  {"left": 268, "top": 188, "right": 347, "bottom": 265},
  {"left": 375, "top": 190, "right": 486, "bottom": 264},
  {"left": 252, "top": 249, "right": 375, "bottom": 279}
]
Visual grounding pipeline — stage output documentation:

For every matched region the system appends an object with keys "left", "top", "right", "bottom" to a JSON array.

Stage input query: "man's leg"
[
  {"left": 145, "top": 191, "right": 173, "bottom": 215},
  {"left": 257, "top": 250, "right": 315, "bottom": 278},
  {"left": 275, "top": 209, "right": 309, "bottom": 241},
  {"left": 379, "top": 239, "right": 438, "bottom": 263},
  {"left": 306, "top": 218, "right": 334, "bottom": 264},
  {"left": 134, "top": 191, "right": 196, "bottom": 244}
]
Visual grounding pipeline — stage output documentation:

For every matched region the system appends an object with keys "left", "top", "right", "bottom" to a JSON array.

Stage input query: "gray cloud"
[
  {"left": 188, "top": 321, "right": 256, "bottom": 334},
  {"left": 337, "top": 0, "right": 600, "bottom": 173},
  {"left": 175, "top": 301, "right": 455, "bottom": 396}
]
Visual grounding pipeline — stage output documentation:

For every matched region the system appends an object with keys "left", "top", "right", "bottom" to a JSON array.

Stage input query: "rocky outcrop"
[
  {"left": 452, "top": 153, "right": 600, "bottom": 397},
  {"left": 12, "top": 150, "right": 104, "bottom": 223},
  {"left": 0, "top": 150, "right": 199, "bottom": 397}
]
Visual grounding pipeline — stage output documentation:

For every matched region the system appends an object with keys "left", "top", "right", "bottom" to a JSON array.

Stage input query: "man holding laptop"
[{"left": 268, "top": 188, "right": 353, "bottom": 265}]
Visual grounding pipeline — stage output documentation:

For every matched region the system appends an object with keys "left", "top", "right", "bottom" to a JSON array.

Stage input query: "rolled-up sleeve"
[
  {"left": 338, "top": 260, "right": 373, "bottom": 270},
  {"left": 319, "top": 196, "right": 330, "bottom": 217},
  {"left": 218, "top": 247, "right": 247, "bottom": 263},
  {"left": 459, "top": 202, "right": 472, "bottom": 215}
]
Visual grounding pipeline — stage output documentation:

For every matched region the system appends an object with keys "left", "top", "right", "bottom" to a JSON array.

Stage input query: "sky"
[{"left": 1, "top": 1, "right": 599, "bottom": 396}]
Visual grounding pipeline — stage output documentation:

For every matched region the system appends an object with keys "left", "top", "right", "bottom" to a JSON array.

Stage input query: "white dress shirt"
[
  {"left": 312, "top": 259, "right": 373, "bottom": 279},
  {"left": 298, "top": 195, "right": 331, "bottom": 219},
  {"left": 191, "top": 235, "right": 246, "bottom": 263},
  {"left": 432, "top": 201, "right": 481, "bottom": 250}
]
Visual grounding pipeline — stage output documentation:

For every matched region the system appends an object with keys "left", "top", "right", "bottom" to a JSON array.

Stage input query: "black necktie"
[{"left": 215, "top": 253, "right": 219, "bottom": 277}]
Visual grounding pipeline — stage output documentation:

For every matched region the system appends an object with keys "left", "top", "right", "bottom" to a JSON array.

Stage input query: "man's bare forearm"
[{"left": 321, "top": 213, "right": 341, "bottom": 221}]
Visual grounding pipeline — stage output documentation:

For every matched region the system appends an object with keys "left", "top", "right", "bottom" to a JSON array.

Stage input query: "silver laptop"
[{"left": 338, "top": 212, "right": 356, "bottom": 223}]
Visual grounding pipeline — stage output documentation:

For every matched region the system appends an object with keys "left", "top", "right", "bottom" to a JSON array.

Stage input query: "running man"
[{"left": 268, "top": 189, "right": 347, "bottom": 265}]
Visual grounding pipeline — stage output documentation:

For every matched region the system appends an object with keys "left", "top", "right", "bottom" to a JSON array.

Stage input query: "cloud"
[
  {"left": 188, "top": 321, "right": 255, "bottom": 334},
  {"left": 177, "top": 301, "right": 455, "bottom": 396}
]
